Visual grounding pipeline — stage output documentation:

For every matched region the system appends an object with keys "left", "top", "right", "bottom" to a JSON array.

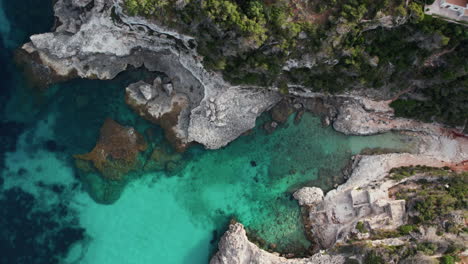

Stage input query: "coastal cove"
[{"left": 0, "top": 1, "right": 432, "bottom": 264}]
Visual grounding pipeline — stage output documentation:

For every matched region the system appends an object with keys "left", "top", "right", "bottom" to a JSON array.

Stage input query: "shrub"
[
  {"left": 364, "top": 251, "right": 383, "bottom": 264},
  {"left": 417, "top": 242, "right": 438, "bottom": 255},
  {"left": 356, "top": 221, "right": 368, "bottom": 233},
  {"left": 398, "top": 225, "right": 417, "bottom": 235},
  {"left": 440, "top": 255, "right": 455, "bottom": 264}
]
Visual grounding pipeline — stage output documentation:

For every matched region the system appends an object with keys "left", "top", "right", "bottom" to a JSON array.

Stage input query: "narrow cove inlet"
[
  {"left": 0, "top": 8, "right": 418, "bottom": 260},
  {"left": 1, "top": 74, "right": 418, "bottom": 264}
]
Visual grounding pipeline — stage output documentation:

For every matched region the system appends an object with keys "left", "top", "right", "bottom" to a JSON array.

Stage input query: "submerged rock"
[
  {"left": 271, "top": 99, "right": 294, "bottom": 124},
  {"left": 74, "top": 118, "right": 147, "bottom": 204},
  {"left": 144, "top": 147, "right": 186, "bottom": 175}
]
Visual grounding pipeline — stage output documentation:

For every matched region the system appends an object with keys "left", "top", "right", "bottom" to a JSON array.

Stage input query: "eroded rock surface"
[
  {"left": 293, "top": 187, "right": 324, "bottom": 206},
  {"left": 188, "top": 87, "right": 281, "bottom": 149},
  {"left": 210, "top": 222, "right": 345, "bottom": 264},
  {"left": 21, "top": 0, "right": 281, "bottom": 150},
  {"left": 125, "top": 79, "right": 191, "bottom": 151}
]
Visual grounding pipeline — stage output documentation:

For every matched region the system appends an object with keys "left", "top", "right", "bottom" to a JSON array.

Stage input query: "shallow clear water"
[{"left": 0, "top": 3, "right": 419, "bottom": 264}]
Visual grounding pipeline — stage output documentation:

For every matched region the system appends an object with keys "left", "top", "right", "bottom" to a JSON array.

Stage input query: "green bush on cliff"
[
  {"left": 125, "top": 0, "right": 170, "bottom": 16},
  {"left": 389, "top": 165, "right": 451, "bottom": 180},
  {"left": 440, "top": 255, "right": 455, "bottom": 264},
  {"left": 390, "top": 76, "right": 468, "bottom": 128},
  {"left": 416, "top": 242, "right": 438, "bottom": 255},
  {"left": 202, "top": 0, "right": 267, "bottom": 44},
  {"left": 356, "top": 221, "right": 368, "bottom": 233},
  {"left": 398, "top": 224, "right": 417, "bottom": 235},
  {"left": 395, "top": 172, "right": 468, "bottom": 223}
]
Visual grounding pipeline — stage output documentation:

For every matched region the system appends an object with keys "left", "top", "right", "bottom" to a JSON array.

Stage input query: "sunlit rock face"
[{"left": 19, "top": 0, "right": 281, "bottom": 151}]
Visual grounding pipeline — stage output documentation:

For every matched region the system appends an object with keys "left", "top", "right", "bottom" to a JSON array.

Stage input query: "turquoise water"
[{"left": 0, "top": 2, "right": 419, "bottom": 264}]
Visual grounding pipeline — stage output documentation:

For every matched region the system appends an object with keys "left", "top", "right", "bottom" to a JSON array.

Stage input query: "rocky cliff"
[
  {"left": 20, "top": 0, "right": 281, "bottom": 150},
  {"left": 210, "top": 222, "right": 345, "bottom": 264}
]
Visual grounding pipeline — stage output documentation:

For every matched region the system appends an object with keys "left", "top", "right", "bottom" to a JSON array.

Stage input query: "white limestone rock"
[
  {"left": 210, "top": 222, "right": 345, "bottom": 264},
  {"left": 188, "top": 87, "right": 281, "bottom": 149},
  {"left": 293, "top": 187, "right": 324, "bottom": 206},
  {"left": 138, "top": 84, "right": 156, "bottom": 100}
]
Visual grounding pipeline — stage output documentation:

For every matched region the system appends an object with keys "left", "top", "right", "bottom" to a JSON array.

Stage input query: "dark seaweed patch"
[{"left": 0, "top": 188, "right": 85, "bottom": 264}]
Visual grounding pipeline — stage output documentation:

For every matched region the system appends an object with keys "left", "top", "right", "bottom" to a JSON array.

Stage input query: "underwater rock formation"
[
  {"left": 270, "top": 99, "right": 295, "bottom": 124},
  {"left": 74, "top": 118, "right": 147, "bottom": 204},
  {"left": 74, "top": 118, "right": 147, "bottom": 181},
  {"left": 143, "top": 147, "right": 185, "bottom": 175}
]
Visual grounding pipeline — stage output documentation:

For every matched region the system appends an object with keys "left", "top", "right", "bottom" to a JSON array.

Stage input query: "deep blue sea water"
[{"left": 0, "top": 2, "right": 420, "bottom": 264}]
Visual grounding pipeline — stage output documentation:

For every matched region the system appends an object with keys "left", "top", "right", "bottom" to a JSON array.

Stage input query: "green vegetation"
[
  {"left": 440, "top": 255, "right": 455, "bottom": 264},
  {"left": 356, "top": 221, "right": 368, "bottom": 233},
  {"left": 413, "top": 176, "right": 467, "bottom": 222},
  {"left": 363, "top": 251, "right": 384, "bottom": 264},
  {"left": 416, "top": 242, "right": 438, "bottom": 255},
  {"left": 122, "top": 0, "right": 468, "bottom": 127},
  {"left": 371, "top": 229, "right": 401, "bottom": 240},
  {"left": 344, "top": 258, "right": 360, "bottom": 264},
  {"left": 202, "top": 0, "right": 267, "bottom": 44},
  {"left": 390, "top": 76, "right": 468, "bottom": 127},
  {"left": 394, "top": 172, "right": 468, "bottom": 224},
  {"left": 398, "top": 224, "right": 417, "bottom": 235},
  {"left": 124, "top": 0, "right": 171, "bottom": 16},
  {"left": 389, "top": 165, "right": 451, "bottom": 180}
]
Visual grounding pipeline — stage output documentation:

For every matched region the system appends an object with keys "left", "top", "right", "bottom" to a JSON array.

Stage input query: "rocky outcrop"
[
  {"left": 125, "top": 79, "right": 191, "bottom": 151},
  {"left": 298, "top": 128, "right": 467, "bottom": 249},
  {"left": 289, "top": 88, "right": 453, "bottom": 137},
  {"left": 361, "top": 12, "right": 407, "bottom": 31},
  {"left": 211, "top": 131, "right": 467, "bottom": 260},
  {"left": 293, "top": 187, "right": 324, "bottom": 206},
  {"left": 210, "top": 222, "right": 345, "bottom": 264},
  {"left": 331, "top": 98, "right": 445, "bottom": 136},
  {"left": 74, "top": 118, "right": 147, "bottom": 181},
  {"left": 74, "top": 118, "right": 147, "bottom": 204},
  {"left": 20, "top": 0, "right": 280, "bottom": 150},
  {"left": 188, "top": 87, "right": 281, "bottom": 149}
]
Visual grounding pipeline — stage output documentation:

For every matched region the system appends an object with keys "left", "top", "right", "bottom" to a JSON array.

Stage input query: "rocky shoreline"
[
  {"left": 19, "top": 0, "right": 281, "bottom": 151},
  {"left": 213, "top": 140, "right": 467, "bottom": 263},
  {"left": 18, "top": 0, "right": 468, "bottom": 263}
]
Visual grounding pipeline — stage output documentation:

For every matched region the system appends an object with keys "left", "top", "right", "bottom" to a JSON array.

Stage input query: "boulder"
[{"left": 293, "top": 187, "right": 324, "bottom": 206}]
